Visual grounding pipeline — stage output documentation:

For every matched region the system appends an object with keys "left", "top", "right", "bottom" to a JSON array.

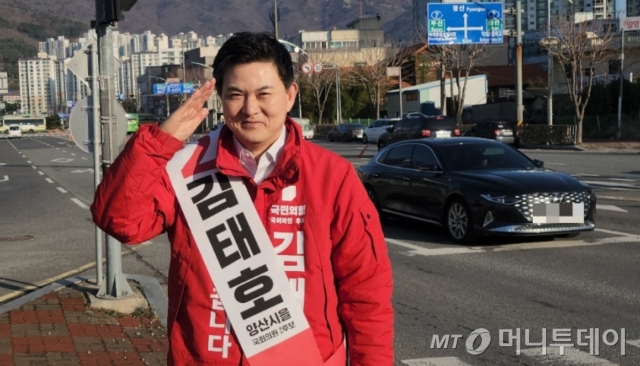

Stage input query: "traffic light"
[{"left": 98, "top": 0, "right": 138, "bottom": 23}]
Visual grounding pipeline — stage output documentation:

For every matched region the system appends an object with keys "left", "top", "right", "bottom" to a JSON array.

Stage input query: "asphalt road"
[{"left": 1, "top": 135, "right": 639, "bottom": 365}]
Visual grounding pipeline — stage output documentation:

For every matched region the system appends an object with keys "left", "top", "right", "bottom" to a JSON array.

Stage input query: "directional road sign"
[
  {"left": 68, "top": 96, "right": 127, "bottom": 154},
  {"left": 301, "top": 62, "right": 312, "bottom": 74},
  {"left": 153, "top": 82, "right": 195, "bottom": 95},
  {"left": 427, "top": 2, "right": 504, "bottom": 45}
]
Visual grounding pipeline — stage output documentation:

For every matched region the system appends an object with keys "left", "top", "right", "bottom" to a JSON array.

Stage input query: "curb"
[
  {"left": 0, "top": 274, "right": 168, "bottom": 327},
  {"left": 521, "top": 144, "right": 586, "bottom": 151}
]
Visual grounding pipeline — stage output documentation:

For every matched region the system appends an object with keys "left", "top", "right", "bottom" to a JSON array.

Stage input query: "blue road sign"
[
  {"left": 427, "top": 3, "right": 504, "bottom": 45},
  {"left": 153, "top": 82, "right": 195, "bottom": 95}
]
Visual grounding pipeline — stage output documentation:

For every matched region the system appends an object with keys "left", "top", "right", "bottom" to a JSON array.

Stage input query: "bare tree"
[
  {"left": 414, "top": 22, "right": 494, "bottom": 122},
  {"left": 300, "top": 68, "right": 335, "bottom": 124},
  {"left": 341, "top": 45, "right": 412, "bottom": 119},
  {"left": 541, "top": 14, "right": 615, "bottom": 144}
]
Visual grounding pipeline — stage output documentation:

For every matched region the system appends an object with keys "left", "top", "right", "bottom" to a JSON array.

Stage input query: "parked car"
[
  {"left": 327, "top": 123, "right": 366, "bottom": 142},
  {"left": 377, "top": 114, "right": 460, "bottom": 150},
  {"left": 358, "top": 137, "right": 596, "bottom": 244},
  {"left": 362, "top": 118, "right": 400, "bottom": 144},
  {"left": 8, "top": 125, "right": 22, "bottom": 139},
  {"left": 463, "top": 119, "right": 520, "bottom": 147},
  {"left": 292, "top": 117, "right": 314, "bottom": 140}
]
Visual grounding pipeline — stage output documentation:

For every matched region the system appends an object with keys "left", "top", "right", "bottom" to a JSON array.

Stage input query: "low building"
[{"left": 386, "top": 75, "right": 488, "bottom": 118}]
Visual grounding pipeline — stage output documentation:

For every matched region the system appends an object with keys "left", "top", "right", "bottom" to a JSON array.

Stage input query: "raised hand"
[{"left": 159, "top": 79, "right": 216, "bottom": 141}]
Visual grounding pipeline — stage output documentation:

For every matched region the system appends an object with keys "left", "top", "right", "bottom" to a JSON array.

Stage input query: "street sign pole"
[
  {"left": 87, "top": 43, "right": 104, "bottom": 286},
  {"left": 95, "top": 0, "right": 133, "bottom": 300},
  {"left": 617, "top": 28, "right": 624, "bottom": 139}
]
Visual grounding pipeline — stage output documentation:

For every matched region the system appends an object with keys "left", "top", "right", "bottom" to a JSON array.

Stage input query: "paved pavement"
[{"left": 0, "top": 277, "right": 169, "bottom": 366}]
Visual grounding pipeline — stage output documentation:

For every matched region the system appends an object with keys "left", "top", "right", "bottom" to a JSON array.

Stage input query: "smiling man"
[{"left": 91, "top": 32, "right": 393, "bottom": 366}]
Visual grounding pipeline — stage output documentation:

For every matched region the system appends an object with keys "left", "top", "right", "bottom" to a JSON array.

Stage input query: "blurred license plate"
[
  {"left": 436, "top": 131, "right": 450, "bottom": 138},
  {"left": 503, "top": 130, "right": 513, "bottom": 136},
  {"left": 532, "top": 203, "right": 584, "bottom": 223}
]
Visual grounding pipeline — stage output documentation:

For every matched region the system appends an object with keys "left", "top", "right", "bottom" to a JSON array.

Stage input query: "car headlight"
[{"left": 480, "top": 193, "right": 521, "bottom": 205}]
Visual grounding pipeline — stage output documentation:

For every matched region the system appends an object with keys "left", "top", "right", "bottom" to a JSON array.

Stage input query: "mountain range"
[{"left": 3, "top": 0, "right": 413, "bottom": 42}]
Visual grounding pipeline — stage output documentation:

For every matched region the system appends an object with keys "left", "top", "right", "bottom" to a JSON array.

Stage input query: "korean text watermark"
[{"left": 429, "top": 328, "right": 626, "bottom": 356}]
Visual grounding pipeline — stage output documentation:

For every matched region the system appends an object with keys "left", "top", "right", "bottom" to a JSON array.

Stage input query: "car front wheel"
[
  {"left": 445, "top": 198, "right": 476, "bottom": 244},
  {"left": 362, "top": 134, "right": 369, "bottom": 144}
]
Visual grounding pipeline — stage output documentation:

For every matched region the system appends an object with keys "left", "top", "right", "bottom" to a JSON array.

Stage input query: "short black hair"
[{"left": 212, "top": 32, "right": 294, "bottom": 95}]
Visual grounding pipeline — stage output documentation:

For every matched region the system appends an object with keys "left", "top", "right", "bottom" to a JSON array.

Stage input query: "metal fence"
[{"left": 517, "top": 125, "right": 577, "bottom": 145}]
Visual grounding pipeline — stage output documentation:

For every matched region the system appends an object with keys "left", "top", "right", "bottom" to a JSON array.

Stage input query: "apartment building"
[{"left": 18, "top": 54, "right": 58, "bottom": 116}]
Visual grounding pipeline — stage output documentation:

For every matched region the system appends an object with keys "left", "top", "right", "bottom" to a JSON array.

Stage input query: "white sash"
[{"left": 166, "top": 129, "right": 325, "bottom": 365}]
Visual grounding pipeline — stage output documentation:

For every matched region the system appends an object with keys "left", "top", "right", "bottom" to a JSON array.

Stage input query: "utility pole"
[
  {"left": 617, "top": 27, "right": 624, "bottom": 139},
  {"left": 94, "top": 0, "right": 135, "bottom": 300},
  {"left": 547, "top": 0, "right": 553, "bottom": 126},
  {"left": 274, "top": 0, "right": 279, "bottom": 39},
  {"left": 515, "top": 0, "right": 524, "bottom": 127}
]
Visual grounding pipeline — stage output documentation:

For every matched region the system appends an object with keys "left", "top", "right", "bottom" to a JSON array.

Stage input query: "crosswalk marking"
[
  {"left": 387, "top": 228, "right": 640, "bottom": 257},
  {"left": 402, "top": 357, "right": 472, "bottom": 366},
  {"left": 521, "top": 346, "right": 617, "bottom": 365},
  {"left": 596, "top": 205, "right": 628, "bottom": 213}
]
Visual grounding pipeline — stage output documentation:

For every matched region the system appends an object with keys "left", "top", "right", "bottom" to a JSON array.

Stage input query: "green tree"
[{"left": 46, "top": 114, "right": 62, "bottom": 130}]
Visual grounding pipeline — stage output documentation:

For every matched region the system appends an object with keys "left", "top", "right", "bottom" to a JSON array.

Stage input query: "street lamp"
[
  {"left": 148, "top": 75, "right": 170, "bottom": 117},
  {"left": 278, "top": 39, "right": 306, "bottom": 119}
]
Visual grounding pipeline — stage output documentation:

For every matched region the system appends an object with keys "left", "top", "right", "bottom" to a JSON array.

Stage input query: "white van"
[
  {"left": 8, "top": 125, "right": 22, "bottom": 139},
  {"left": 292, "top": 118, "right": 314, "bottom": 140}
]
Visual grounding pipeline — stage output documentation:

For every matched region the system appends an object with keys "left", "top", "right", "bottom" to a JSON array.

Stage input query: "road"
[{"left": 1, "top": 135, "right": 639, "bottom": 365}]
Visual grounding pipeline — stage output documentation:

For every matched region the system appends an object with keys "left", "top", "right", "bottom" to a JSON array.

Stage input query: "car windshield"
[{"left": 435, "top": 143, "right": 536, "bottom": 171}]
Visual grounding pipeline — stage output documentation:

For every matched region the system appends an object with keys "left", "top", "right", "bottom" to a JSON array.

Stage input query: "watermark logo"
[
  {"left": 466, "top": 328, "right": 491, "bottom": 355},
  {"left": 429, "top": 328, "right": 626, "bottom": 356}
]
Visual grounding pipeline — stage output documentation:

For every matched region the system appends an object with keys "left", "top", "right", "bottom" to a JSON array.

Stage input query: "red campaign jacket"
[{"left": 91, "top": 118, "right": 394, "bottom": 365}]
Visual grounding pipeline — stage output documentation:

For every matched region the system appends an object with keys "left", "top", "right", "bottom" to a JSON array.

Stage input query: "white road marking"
[
  {"left": 0, "top": 175, "right": 8, "bottom": 182},
  {"left": 45, "top": 178, "right": 54, "bottom": 184},
  {"left": 596, "top": 204, "right": 628, "bottom": 213},
  {"left": 31, "top": 165, "right": 36, "bottom": 169},
  {"left": 71, "top": 198, "right": 89, "bottom": 209},
  {"left": 51, "top": 158, "right": 74, "bottom": 163},
  {"left": 27, "top": 160, "right": 31, "bottom": 164},
  {"left": 610, "top": 178, "right": 636, "bottom": 182},
  {"left": 627, "top": 339, "right": 640, "bottom": 349},
  {"left": 81, "top": 157, "right": 88, "bottom": 160},
  {"left": 546, "top": 162, "right": 566, "bottom": 166},
  {"left": 574, "top": 173, "right": 601, "bottom": 177},
  {"left": 56, "top": 187, "right": 68, "bottom": 193},
  {"left": 402, "top": 357, "right": 471, "bottom": 366},
  {"left": 583, "top": 180, "right": 637, "bottom": 188},
  {"left": 37, "top": 171, "right": 44, "bottom": 175},
  {"left": 56, "top": 148, "right": 59, "bottom": 150},
  {"left": 387, "top": 228, "right": 640, "bottom": 257},
  {"left": 71, "top": 153, "right": 76, "bottom": 156},
  {"left": 71, "top": 169, "right": 94, "bottom": 173},
  {"left": 521, "top": 346, "right": 617, "bottom": 365}
]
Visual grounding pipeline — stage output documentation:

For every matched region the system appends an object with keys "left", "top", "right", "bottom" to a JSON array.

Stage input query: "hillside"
[
  {"left": 3, "top": 0, "right": 412, "bottom": 41},
  {"left": 0, "top": 0, "right": 413, "bottom": 90}
]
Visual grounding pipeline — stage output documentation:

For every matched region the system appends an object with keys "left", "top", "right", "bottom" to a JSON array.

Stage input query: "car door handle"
[{"left": 402, "top": 177, "right": 411, "bottom": 181}]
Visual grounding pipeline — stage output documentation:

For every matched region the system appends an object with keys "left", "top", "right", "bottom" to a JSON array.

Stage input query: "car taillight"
[
  {"left": 494, "top": 129, "right": 500, "bottom": 136},
  {"left": 454, "top": 129, "right": 461, "bottom": 136},
  {"left": 421, "top": 129, "right": 432, "bottom": 137}
]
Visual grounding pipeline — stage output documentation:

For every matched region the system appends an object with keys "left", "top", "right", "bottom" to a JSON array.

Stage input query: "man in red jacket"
[{"left": 91, "top": 31, "right": 393, "bottom": 365}]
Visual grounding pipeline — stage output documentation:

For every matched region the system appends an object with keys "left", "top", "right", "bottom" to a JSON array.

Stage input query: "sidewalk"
[{"left": 0, "top": 277, "right": 169, "bottom": 366}]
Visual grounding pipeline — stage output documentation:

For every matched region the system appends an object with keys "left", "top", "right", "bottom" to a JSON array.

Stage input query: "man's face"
[{"left": 221, "top": 61, "right": 298, "bottom": 156}]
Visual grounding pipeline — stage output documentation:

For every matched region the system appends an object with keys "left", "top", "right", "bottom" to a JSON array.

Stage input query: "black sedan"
[
  {"left": 327, "top": 123, "right": 366, "bottom": 142},
  {"left": 357, "top": 137, "right": 596, "bottom": 244}
]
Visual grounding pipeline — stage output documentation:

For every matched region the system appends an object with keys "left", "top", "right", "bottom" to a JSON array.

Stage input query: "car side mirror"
[
  {"left": 533, "top": 159, "right": 544, "bottom": 167},
  {"left": 386, "top": 127, "right": 394, "bottom": 133}
]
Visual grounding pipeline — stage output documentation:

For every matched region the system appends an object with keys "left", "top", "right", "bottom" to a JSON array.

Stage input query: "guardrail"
[{"left": 517, "top": 125, "right": 577, "bottom": 145}]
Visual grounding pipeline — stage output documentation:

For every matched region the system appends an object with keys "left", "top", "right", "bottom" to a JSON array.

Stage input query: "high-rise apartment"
[{"left": 19, "top": 54, "right": 58, "bottom": 116}]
